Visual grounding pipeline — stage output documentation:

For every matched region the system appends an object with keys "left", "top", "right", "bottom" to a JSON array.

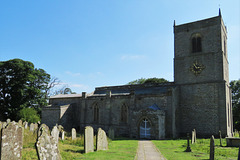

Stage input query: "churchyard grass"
[
  {"left": 22, "top": 128, "right": 38, "bottom": 159},
  {"left": 152, "top": 138, "right": 238, "bottom": 160},
  {"left": 59, "top": 137, "right": 138, "bottom": 160}
]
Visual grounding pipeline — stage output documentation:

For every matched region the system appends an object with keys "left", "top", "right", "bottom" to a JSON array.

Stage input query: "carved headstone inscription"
[
  {"left": 97, "top": 128, "right": 108, "bottom": 151},
  {"left": 84, "top": 126, "right": 94, "bottom": 153},
  {"left": 0, "top": 122, "right": 23, "bottom": 160},
  {"left": 36, "top": 124, "right": 62, "bottom": 160}
]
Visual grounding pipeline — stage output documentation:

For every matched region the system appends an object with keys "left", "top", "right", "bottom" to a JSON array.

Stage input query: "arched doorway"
[{"left": 139, "top": 118, "right": 151, "bottom": 139}]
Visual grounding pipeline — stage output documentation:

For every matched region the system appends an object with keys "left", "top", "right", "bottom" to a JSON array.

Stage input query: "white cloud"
[
  {"left": 120, "top": 55, "right": 146, "bottom": 61},
  {"left": 65, "top": 71, "right": 81, "bottom": 77}
]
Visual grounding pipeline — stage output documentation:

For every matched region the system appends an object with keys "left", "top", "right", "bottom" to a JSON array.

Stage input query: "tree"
[
  {"left": 0, "top": 59, "right": 50, "bottom": 120},
  {"left": 127, "top": 77, "right": 169, "bottom": 85},
  {"left": 18, "top": 107, "right": 40, "bottom": 123},
  {"left": 52, "top": 86, "right": 76, "bottom": 95},
  {"left": 230, "top": 79, "right": 240, "bottom": 130}
]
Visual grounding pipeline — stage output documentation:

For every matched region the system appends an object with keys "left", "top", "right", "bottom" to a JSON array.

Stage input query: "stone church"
[{"left": 42, "top": 12, "right": 233, "bottom": 139}]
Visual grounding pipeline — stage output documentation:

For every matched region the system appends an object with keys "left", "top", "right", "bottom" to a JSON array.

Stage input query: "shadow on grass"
[{"left": 64, "top": 149, "right": 84, "bottom": 154}]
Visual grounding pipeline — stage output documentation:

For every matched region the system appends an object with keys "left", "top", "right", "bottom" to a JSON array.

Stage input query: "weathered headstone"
[
  {"left": 185, "top": 133, "right": 192, "bottom": 152},
  {"left": 0, "top": 121, "right": 2, "bottom": 129},
  {"left": 23, "top": 121, "right": 28, "bottom": 129},
  {"left": 219, "top": 130, "right": 222, "bottom": 146},
  {"left": 36, "top": 124, "right": 62, "bottom": 160},
  {"left": 84, "top": 126, "right": 94, "bottom": 153},
  {"left": 108, "top": 128, "right": 115, "bottom": 140},
  {"left": 58, "top": 125, "right": 64, "bottom": 132},
  {"left": 0, "top": 122, "right": 23, "bottom": 160},
  {"left": 72, "top": 128, "right": 76, "bottom": 140},
  {"left": 193, "top": 129, "right": 196, "bottom": 143},
  {"left": 6, "top": 119, "right": 11, "bottom": 124},
  {"left": 29, "top": 123, "right": 35, "bottom": 132},
  {"left": 18, "top": 120, "right": 23, "bottom": 126},
  {"left": 34, "top": 123, "right": 38, "bottom": 131},
  {"left": 210, "top": 135, "right": 215, "bottom": 160},
  {"left": 51, "top": 126, "right": 59, "bottom": 143},
  {"left": 97, "top": 128, "right": 108, "bottom": 151},
  {"left": 2, "top": 122, "right": 7, "bottom": 128}
]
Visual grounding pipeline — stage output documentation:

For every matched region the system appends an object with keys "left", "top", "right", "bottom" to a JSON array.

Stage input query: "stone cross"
[
  {"left": 0, "top": 122, "right": 23, "bottom": 160},
  {"left": 36, "top": 124, "right": 62, "bottom": 160},
  {"left": 97, "top": 128, "right": 108, "bottom": 151},
  {"left": 84, "top": 126, "right": 94, "bottom": 153},
  {"left": 71, "top": 128, "right": 76, "bottom": 140},
  {"left": 185, "top": 133, "right": 191, "bottom": 152},
  {"left": 210, "top": 135, "right": 215, "bottom": 160}
]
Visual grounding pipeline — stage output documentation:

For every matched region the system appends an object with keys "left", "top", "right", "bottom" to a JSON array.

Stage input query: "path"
[{"left": 135, "top": 140, "right": 166, "bottom": 160}]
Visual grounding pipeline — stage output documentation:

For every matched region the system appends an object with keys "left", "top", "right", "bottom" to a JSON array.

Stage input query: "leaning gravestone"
[
  {"left": 36, "top": 124, "right": 62, "bottom": 160},
  {"left": 84, "top": 126, "right": 94, "bottom": 153},
  {"left": 2, "top": 122, "right": 7, "bottom": 128},
  {"left": 0, "top": 122, "right": 23, "bottom": 160},
  {"left": 210, "top": 135, "right": 215, "bottom": 160},
  {"left": 51, "top": 126, "right": 59, "bottom": 143},
  {"left": 97, "top": 128, "right": 108, "bottom": 151},
  {"left": 72, "top": 128, "right": 76, "bottom": 140}
]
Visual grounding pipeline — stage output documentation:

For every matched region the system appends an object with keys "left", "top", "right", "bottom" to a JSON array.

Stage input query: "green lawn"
[{"left": 152, "top": 138, "right": 239, "bottom": 160}]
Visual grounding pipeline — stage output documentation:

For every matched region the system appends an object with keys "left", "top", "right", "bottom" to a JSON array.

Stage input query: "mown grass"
[{"left": 152, "top": 138, "right": 239, "bottom": 160}]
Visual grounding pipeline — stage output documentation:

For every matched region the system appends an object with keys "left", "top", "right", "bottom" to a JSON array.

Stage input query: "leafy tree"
[
  {"left": 127, "top": 77, "right": 169, "bottom": 85},
  {"left": 0, "top": 59, "right": 50, "bottom": 120},
  {"left": 52, "top": 86, "right": 76, "bottom": 95},
  {"left": 230, "top": 79, "right": 240, "bottom": 130},
  {"left": 18, "top": 107, "right": 40, "bottom": 123}
]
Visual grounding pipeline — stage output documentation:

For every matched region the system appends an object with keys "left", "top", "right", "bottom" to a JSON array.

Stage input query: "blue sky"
[{"left": 0, "top": 1, "right": 239, "bottom": 93}]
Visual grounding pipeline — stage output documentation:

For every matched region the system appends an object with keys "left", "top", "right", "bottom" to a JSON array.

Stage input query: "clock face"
[{"left": 190, "top": 61, "right": 205, "bottom": 76}]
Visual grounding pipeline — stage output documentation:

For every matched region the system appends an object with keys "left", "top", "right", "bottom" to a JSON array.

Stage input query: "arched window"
[
  {"left": 192, "top": 33, "right": 202, "bottom": 53},
  {"left": 93, "top": 103, "right": 99, "bottom": 123},
  {"left": 120, "top": 104, "right": 128, "bottom": 123}
]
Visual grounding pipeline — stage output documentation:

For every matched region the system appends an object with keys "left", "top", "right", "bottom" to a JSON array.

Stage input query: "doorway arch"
[{"left": 139, "top": 118, "right": 151, "bottom": 139}]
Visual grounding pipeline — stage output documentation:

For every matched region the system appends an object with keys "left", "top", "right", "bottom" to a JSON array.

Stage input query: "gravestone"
[
  {"left": 60, "top": 131, "right": 65, "bottom": 140},
  {"left": 0, "top": 122, "right": 23, "bottom": 160},
  {"left": 84, "top": 126, "right": 94, "bottom": 153},
  {"left": 51, "top": 126, "right": 59, "bottom": 143},
  {"left": 191, "top": 130, "right": 195, "bottom": 144},
  {"left": 6, "top": 119, "right": 11, "bottom": 124},
  {"left": 23, "top": 121, "right": 28, "bottom": 129},
  {"left": 185, "top": 133, "right": 191, "bottom": 152},
  {"left": 72, "top": 128, "right": 76, "bottom": 140},
  {"left": 97, "top": 128, "right": 108, "bottom": 151},
  {"left": 0, "top": 121, "right": 2, "bottom": 129},
  {"left": 18, "top": 120, "right": 23, "bottom": 126},
  {"left": 2, "top": 122, "right": 7, "bottom": 128},
  {"left": 34, "top": 123, "right": 38, "bottom": 131},
  {"left": 58, "top": 125, "right": 64, "bottom": 132},
  {"left": 210, "top": 135, "right": 215, "bottom": 160},
  {"left": 29, "top": 123, "right": 35, "bottom": 132},
  {"left": 36, "top": 124, "right": 62, "bottom": 160},
  {"left": 108, "top": 128, "right": 115, "bottom": 139}
]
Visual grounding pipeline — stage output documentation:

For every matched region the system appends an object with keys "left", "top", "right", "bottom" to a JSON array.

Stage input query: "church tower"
[{"left": 174, "top": 11, "right": 233, "bottom": 137}]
